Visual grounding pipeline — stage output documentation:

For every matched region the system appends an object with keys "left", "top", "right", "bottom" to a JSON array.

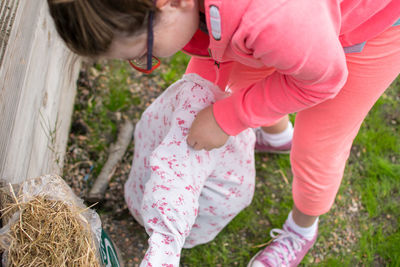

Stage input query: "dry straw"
[{"left": 0, "top": 184, "right": 101, "bottom": 267}]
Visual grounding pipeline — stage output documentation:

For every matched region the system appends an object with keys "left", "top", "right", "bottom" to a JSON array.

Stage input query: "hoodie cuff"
[{"left": 212, "top": 96, "right": 248, "bottom": 136}]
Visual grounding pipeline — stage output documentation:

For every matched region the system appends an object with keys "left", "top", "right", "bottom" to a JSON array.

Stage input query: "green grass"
[
  {"left": 68, "top": 53, "right": 400, "bottom": 266},
  {"left": 160, "top": 51, "right": 191, "bottom": 86},
  {"left": 347, "top": 84, "right": 400, "bottom": 266}
]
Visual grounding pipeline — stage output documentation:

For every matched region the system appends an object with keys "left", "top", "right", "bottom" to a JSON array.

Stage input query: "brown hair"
[{"left": 47, "top": 0, "right": 156, "bottom": 57}]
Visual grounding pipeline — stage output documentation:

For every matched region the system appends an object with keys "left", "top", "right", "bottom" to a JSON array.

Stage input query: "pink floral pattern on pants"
[{"left": 124, "top": 74, "right": 256, "bottom": 267}]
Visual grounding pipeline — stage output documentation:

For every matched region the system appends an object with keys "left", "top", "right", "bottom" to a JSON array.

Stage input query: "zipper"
[{"left": 208, "top": 48, "right": 220, "bottom": 69}]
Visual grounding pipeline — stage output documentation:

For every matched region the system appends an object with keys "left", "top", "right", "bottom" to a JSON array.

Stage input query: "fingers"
[
  {"left": 186, "top": 137, "right": 196, "bottom": 148},
  {"left": 192, "top": 142, "right": 202, "bottom": 151},
  {"left": 187, "top": 131, "right": 201, "bottom": 150},
  {"left": 187, "top": 138, "right": 202, "bottom": 150},
  {"left": 187, "top": 131, "right": 226, "bottom": 151},
  {"left": 187, "top": 138, "right": 211, "bottom": 151},
  {"left": 187, "top": 139, "right": 219, "bottom": 151}
]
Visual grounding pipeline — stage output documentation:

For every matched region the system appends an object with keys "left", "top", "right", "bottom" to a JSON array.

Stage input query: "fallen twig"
[{"left": 87, "top": 120, "right": 134, "bottom": 202}]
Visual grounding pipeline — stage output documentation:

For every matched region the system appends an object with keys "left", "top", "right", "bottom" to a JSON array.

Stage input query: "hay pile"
[{"left": 0, "top": 176, "right": 102, "bottom": 267}]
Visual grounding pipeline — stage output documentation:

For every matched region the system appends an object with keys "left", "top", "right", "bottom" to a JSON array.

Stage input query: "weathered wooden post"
[{"left": 0, "top": 0, "right": 80, "bottom": 183}]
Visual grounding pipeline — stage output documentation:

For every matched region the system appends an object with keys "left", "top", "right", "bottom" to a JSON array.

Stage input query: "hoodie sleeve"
[{"left": 213, "top": 0, "right": 348, "bottom": 135}]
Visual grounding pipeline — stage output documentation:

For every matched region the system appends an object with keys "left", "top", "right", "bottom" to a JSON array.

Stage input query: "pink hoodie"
[{"left": 185, "top": 0, "right": 400, "bottom": 135}]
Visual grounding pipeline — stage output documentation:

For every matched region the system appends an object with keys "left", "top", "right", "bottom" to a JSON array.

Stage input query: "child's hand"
[{"left": 187, "top": 105, "right": 229, "bottom": 151}]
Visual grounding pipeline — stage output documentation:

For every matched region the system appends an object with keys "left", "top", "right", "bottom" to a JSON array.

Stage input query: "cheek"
[
  {"left": 154, "top": 28, "right": 197, "bottom": 57},
  {"left": 151, "top": 41, "right": 172, "bottom": 58},
  {"left": 107, "top": 34, "right": 148, "bottom": 60},
  {"left": 153, "top": 13, "right": 199, "bottom": 58},
  {"left": 154, "top": 38, "right": 186, "bottom": 57}
]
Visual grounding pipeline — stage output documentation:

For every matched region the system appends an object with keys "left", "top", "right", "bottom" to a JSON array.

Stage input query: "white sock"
[
  {"left": 285, "top": 211, "right": 318, "bottom": 240},
  {"left": 260, "top": 121, "right": 293, "bottom": 147}
]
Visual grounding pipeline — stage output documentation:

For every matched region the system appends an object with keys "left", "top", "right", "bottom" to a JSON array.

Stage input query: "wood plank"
[
  {"left": 0, "top": 0, "right": 80, "bottom": 183},
  {"left": 0, "top": 0, "right": 20, "bottom": 67}
]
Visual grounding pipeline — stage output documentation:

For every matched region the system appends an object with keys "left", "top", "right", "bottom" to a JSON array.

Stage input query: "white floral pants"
[{"left": 124, "top": 74, "right": 256, "bottom": 267}]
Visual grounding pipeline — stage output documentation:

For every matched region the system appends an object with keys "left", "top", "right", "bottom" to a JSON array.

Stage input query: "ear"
[{"left": 156, "top": 0, "right": 195, "bottom": 9}]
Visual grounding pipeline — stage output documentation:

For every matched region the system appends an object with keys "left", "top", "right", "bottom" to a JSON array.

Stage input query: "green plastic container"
[{"left": 99, "top": 229, "right": 123, "bottom": 267}]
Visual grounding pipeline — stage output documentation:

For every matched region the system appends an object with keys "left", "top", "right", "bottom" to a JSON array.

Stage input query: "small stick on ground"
[
  {"left": 87, "top": 120, "right": 134, "bottom": 202},
  {"left": 275, "top": 169, "right": 289, "bottom": 185}
]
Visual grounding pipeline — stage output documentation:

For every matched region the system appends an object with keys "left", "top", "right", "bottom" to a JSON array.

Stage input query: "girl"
[{"left": 47, "top": 0, "right": 400, "bottom": 266}]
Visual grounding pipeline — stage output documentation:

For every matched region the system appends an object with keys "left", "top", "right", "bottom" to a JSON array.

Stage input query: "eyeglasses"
[{"left": 128, "top": 9, "right": 161, "bottom": 74}]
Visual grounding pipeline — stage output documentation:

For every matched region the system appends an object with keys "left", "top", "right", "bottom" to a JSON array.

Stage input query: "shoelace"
[{"left": 268, "top": 226, "right": 306, "bottom": 266}]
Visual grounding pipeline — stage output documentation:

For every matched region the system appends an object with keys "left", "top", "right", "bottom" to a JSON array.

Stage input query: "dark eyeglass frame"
[{"left": 128, "top": 9, "right": 161, "bottom": 74}]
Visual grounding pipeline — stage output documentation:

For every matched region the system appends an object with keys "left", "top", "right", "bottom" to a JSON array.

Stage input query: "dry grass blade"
[
  {"left": 2, "top": 196, "right": 100, "bottom": 267},
  {"left": 251, "top": 238, "right": 274, "bottom": 248}
]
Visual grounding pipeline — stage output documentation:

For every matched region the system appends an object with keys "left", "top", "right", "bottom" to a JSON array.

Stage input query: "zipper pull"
[{"left": 208, "top": 49, "right": 220, "bottom": 68}]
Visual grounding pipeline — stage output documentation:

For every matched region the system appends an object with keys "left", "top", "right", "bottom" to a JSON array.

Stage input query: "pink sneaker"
[
  {"left": 254, "top": 129, "right": 292, "bottom": 154},
  {"left": 248, "top": 224, "right": 317, "bottom": 267}
]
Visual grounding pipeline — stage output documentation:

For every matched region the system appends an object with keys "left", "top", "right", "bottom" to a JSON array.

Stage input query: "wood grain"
[{"left": 0, "top": 0, "right": 80, "bottom": 183}]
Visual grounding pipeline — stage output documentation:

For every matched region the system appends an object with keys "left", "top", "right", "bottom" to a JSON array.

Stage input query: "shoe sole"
[
  {"left": 255, "top": 148, "right": 291, "bottom": 155},
  {"left": 247, "top": 250, "right": 263, "bottom": 267}
]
